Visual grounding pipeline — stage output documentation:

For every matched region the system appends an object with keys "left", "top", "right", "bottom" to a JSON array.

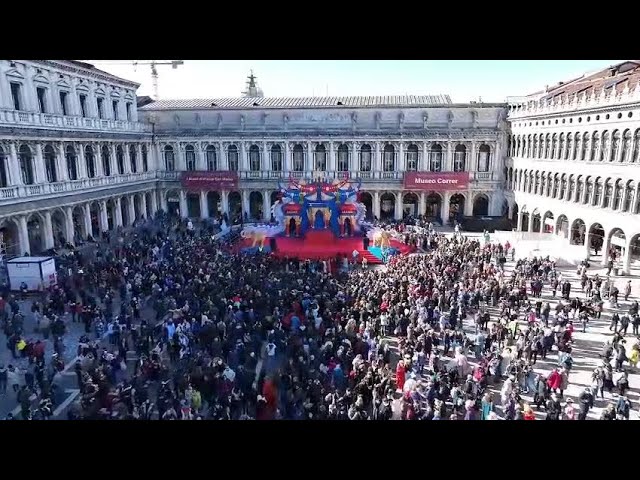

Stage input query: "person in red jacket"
[
  {"left": 396, "top": 360, "right": 407, "bottom": 392},
  {"left": 547, "top": 368, "right": 562, "bottom": 394}
]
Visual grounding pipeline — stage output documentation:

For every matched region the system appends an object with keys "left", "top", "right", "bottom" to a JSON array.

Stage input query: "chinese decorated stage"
[{"left": 235, "top": 176, "right": 414, "bottom": 264}]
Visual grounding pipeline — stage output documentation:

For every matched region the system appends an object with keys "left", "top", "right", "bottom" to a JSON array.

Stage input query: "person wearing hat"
[{"left": 563, "top": 398, "right": 576, "bottom": 420}]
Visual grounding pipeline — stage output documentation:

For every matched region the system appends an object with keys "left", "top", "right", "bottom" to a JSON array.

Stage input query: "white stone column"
[
  {"left": 284, "top": 142, "right": 290, "bottom": 172},
  {"left": 33, "top": 142, "right": 46, "bottom": 184},
  {"left": 114, "top": 198, "right": 123, "bottom": 227},
  {"left": 219, "top": 142, "right": 227, "bottom": 170},
  {"left": 527, "top": 212, "right": 535, "bottom": 232},
  {"left": 56, "top": 143, "right": 68, "bottom": 182},
  {"left": 442, "top": 192, "right": 450, "bottom": 224},
  {"left": 77, "top": 143, "right": 88, "bottom": 179},
  {"left": 159, "top": 191, "right": 167, "bottom": 213},
  {"left": 99, "top": 200, "right": 109, "bottom": 231},
  {"left": 262, "top": 190, "right": 270, "bottom": 221},
  {"left": 395, "top": 192, "right": 403, "bottom": 220},
  {"left": 419, "top": 192, "right": 426, "bottom": 216},
  {"left": 179, "top": 190, "right": 188, "bottom": 219},
  {"left": 240, "top": 142, "right": 248, "bottom": 171},
  {"left": 18, "top": 215, "right": 30, "bottom": 255},
  {"left": 199, "top": 190, "right": 209, "bottom": 219},
  {"left": 307, "top": 141, "right": 313, "bottom": 173},
  {"left": 445, "top": 142, "right": 453, "bottom": 172},
  {"left": 140, "top": 193, "right": 148, "bottom": 219},
  {"left": 263, "top": 141, "right": 269, "bottom": 172},
  {"left": 493, "top": 139, "right": 501, "bottom": 174},
  {"left": 422, "top": 141, "right": 428, "bottom": 171},
  {"left": 8, "top": 142, "right": 23, "bottom": 186},
  {"left": 83, "top": 203, "right": 92, "bottom": 239},
  {"left": 127, "top": 196, "right": 136, "bottom": 224},
  {"left": 517, "top": 211, "right": 524, "bottom": 232},
  {"left": 155, "top": 143, "right": 164, "bottom": 172},
  {"left": 94, "top": 143, "right": 104, "bottom": 177},
  {"left": 43, "top": 211, "right": 55, "bottom": 249},
  {"left": 351, "top": 143, "right": 358, "bottom": 173},
  {"left": 470, "top": 141, "right": 477, "bottom": 172},
  {"left": 123, "top": 144, "right": 132, "bottom": 174},
  {"left": 150, "top": 191, "right": 158, "bottom": 216},
  {"left": 111, "top": 144, "right": 119, "bottom": 174},
  {"left": 63, "top": 206, "right": 75, "bottom": 245},
  {"left": 242, "top": 190, "right": 250, "bottom": 217},
  {"left": 328, "top": 141, "right": 335, "bottom": 173},
  {"left": 197, "top": 143, "right": 205, "bottom": 170},
  {"left": 221, "top": 191, "right": 229, "bottom": 216},
  {"left": 398, "top": 142, "right": 405, "bottom": 172},
  {"left": 373, "top": 191, "right": 381, "bottom": 219}
]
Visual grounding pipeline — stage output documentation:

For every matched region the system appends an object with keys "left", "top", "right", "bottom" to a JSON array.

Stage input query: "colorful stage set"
[{"left": 237, "top": 176, "right": 412, "bottom": 264}]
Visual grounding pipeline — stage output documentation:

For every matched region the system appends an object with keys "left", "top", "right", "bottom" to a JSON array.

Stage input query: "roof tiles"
[{"left": 139, "top": 94, "right": 452, "bottom": 111}]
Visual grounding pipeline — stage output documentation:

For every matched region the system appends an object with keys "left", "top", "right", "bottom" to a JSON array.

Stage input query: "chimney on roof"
[{"left": 545, "top": 85, "right": 549, "bottom": 92}]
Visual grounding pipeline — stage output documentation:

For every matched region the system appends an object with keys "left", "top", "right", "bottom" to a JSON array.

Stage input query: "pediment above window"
[
  {"left": 5, "top": 68, "right": 24, "bottom": 80},
  {"left": 33, "top": 73, "right": 49, "bottom": 84}
]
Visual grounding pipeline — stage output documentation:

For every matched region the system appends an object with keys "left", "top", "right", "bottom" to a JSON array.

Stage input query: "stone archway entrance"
[
  {"left": 402, "top": 192, "right": 419, "bottom": 218},
  {"left": 379, "top": 192, "right": 396, "bottom": 221}
]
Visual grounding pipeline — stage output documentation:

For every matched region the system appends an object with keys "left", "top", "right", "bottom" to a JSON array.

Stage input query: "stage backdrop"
[
  {"left": 181, "top": 171, "right": 238, "bottom": 190},
  {"left": 403, "top": 172, "right": 469, "bottom": 191}
]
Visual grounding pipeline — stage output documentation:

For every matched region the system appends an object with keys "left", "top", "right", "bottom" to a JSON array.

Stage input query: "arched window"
[
  {"left": 426, "top": 144, "right": 441, "bottom": 172},
  {"left": 623, "top": 181, "right": 635, "bottom": 212},
  {"left": 600, "top": 131, "right": 609, "bottom": 162},
  {"left": 603, "top": 178, "right": 613, "bottom": 208},
  {"left": 65, "top": 145, "right": 78, "bottom": 181},
  {"left": 559, "top": 133, "right": 565, "bottom": 159},
  {"left": 185, "top": 145, "right": 196, "bottom": 171},
  {"left": 610, "top": 130, "right": 620, "bottom": 162},
  {"left": 551, "top": 134, "right": 558, "bottom": 159},
  {"left": 581, "top": 132, "right": 589, "bottom": 161},
  {"left": 575, "top": 176, "right": 584, "bottom": 202},
  {"left": 205, "top": 145, "right": 217, "bottom": 171},
  {"left": 292, "top": 144, "right": 304, "bottom": 171},
  {"left": 621, "top": 130, "right": 631, "bottom": 163},
  {"left": 516, "top": 136, "right": 522, "bottom": 157},
  {"left": 534, "top": 172, "right": 541, "bottom": 194},
  {"left": 560, "top": 174, "right": 567, "bottom": 200},
  {"left": 568, "top": 175, "right": 576, "bottom": 200},
  {"left": 528, "top": 171, "right": 534, "bottom": 193},
  {"left": 337, "top": 144, "right": 350, "bottom": 172},
  {"left": 43, "top": 145, "right": 57, "bottom": 183},
  {"left": 314, "top": 144, "right": 327, "bottom": 171},
  {"left": 129, "top": 145, "right": 137, "bottom": 173},
  {"left": 227, "top": 145, "right": 239, "bottom": 171},
  {"left": 85, "top": 146, "right": 96, "bottom": 178},
  {"left": 573, "top": 132, "right": 580, "bottom": 160},
  {"left": 532, "top": 134, "right": 538, "bottom": 158},
  {"left": 338, "top": 143, "right": 352, "bottom": 172},
  {"left": 477, "top": 144, "right": 491, "bottom": 172},
  {"left": 544, "top": 134, "right": 551, "bottom": 158},
  {"left": 584, "top": 177, "right": 593, "bottom": 204},
  {"left": 552, "top": 173, "right": 560, "bottom": 198},
  {"left": 590, "top": 132, "right": 599, "bottom": 161},
  {"left": 633, "top": 129, "right": 640, "bottom": 163},
  {"left": 405, "top": 144, "right": 418, "bottom": 171},
  {"left": 454, "top": 144, "right": 466, "bottom": 172},
  {"left": 384, "top": 144, "right": 396, "bottom": 172},
  {"left": 141, "top": 145, "right": 148, "bottom": 172},
  {"left": 249, "top": 145, "right": 261, "bottom": 171},
  {"left": 271, "top": 144, "right": 282, "bottom": 171},
  {"left": 116, "top": 145, "right": 125, "bottom": 174},
  {"left": 564, "top": 133, "right": 571, "bottom": 160},
  {"left": 523, "top": 170, "right": 529, "bottom": 193},
  {"left": 593, "top": 177, "right": 603, "bottom": 206},
  {"left": 526, "top": 135, "right": 532, "bottom": 157},
  {"left": 102, "top": 145, "right": 111, "bottom": 176},
  {"left": 164, "top": 145, "right": 175, "bottom": 171},
  {"left": 546, "top": 173, "right": 553, "bottom": 197},
  {"left": 613, "top": 179, "right": 623, "bottom": 210}
]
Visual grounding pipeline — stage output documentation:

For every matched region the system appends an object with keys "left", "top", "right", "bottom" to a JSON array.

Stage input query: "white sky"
[{"left": 85, "top": 60, "right": 623, "bottom": 103}]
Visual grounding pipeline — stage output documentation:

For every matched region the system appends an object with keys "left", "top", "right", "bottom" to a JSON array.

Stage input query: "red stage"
[{"left": 237, "top": 230, "right": 414, "bottom": 264}]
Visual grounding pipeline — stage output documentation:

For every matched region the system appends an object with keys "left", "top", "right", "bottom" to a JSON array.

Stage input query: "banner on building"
[
  {"left": 403, "top": 172, "right": 470, "bottom": 191},
  {"left": 181, "top": 171, "right": 238, "bottom": 190}
]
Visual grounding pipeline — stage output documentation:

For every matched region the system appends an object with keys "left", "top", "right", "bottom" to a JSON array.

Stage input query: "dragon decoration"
[{"left": 271, "top": 174, "right": 367, "bottom": 237}]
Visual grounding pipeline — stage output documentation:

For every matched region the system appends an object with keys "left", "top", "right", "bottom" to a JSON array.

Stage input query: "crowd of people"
[{"left": 0, "top": 211, "right": 637, "bottom": 420}]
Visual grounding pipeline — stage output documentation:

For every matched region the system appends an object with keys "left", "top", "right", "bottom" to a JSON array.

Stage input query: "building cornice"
[
  {"left": 0, "top": 127, "right": 152, "bottom": 141},
  {"left": 32, "top": 60, "right": 140, "bottom": 89}
]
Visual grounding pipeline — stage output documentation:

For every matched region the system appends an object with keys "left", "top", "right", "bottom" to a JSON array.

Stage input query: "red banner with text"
[
  {"left": 403, "top": 172, "right": 469, "bottom": 191},
  {"left": 181, "top": 171, "right": 238, "bottom": 190}
]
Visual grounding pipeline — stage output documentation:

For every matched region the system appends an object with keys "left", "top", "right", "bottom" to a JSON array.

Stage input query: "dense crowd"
[{"left": 0, "top": 212, "right": 637, "bottom": 420}]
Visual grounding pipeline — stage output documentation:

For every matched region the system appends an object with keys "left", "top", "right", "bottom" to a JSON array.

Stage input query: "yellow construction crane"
[{"left": 94, "top": 60, "right": 184, "bottom": 100}]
